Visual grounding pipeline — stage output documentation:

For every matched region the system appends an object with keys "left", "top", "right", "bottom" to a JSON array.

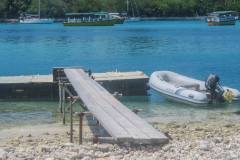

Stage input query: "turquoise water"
[{"left": 0, "top": 21, "right": 240, "bottom": 129}]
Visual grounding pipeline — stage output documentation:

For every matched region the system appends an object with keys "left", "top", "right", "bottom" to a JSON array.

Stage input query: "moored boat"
[
  {"left": 124, "top": 0, "right": 140, "bottom": 23},
  {"left": 149, "top": 71, "right": 240, "bottom": 106},
  {"left": 206, "top": 11, "right": 237, "bottom": 26},
  {"left": 20, "top": 0, "right": 54, "bottom": 24},
  {"left": 109, "top": 13, "right": 125, "bottom": 24},
  {"left": 125, "top": 17, "right": 140, "bottom": 23},
  {"left": 63, "top": 12, "right": 118, "bottom": 26},
  {"left": 20, "top": 14, "right": 54, "bottom": 24}
]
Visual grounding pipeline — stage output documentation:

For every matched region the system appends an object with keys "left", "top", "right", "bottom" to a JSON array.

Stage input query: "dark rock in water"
[
  {"left": 234, "top": 110, "right": 240, "bottom": 115},
  {"left": 167, "top": 122, "right": 181, "bottom": 128},
  {"left": 224, "top": 124, "right": 235, "bottom": 128}
]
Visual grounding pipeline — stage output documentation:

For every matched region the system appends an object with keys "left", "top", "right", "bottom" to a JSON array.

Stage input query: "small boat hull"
[
  {"left": 151, "top": 87, "right": 209, "bottom": 106},
  {"left": 115, "top": 18, "right": 125, "bottom": 24},
  {"left": 206, "top": 20, "right": 235, "bottom": 26},
  {"left": 20, "top": 19, "right": 54, "bottom": 24},
  {"left": 149, "top": 71, "right": 240, "bottom": 106},
  {"left": 63, "top": 19, "right": 117, "bottom": 26},
  {"left": 124, "top": 17, "right": 140, "bottom": 23}
]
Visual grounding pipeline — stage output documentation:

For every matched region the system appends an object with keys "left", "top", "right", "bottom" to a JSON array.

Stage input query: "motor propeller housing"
[{"left": 205, "top": 74, "right": 225, "bottom": 102}]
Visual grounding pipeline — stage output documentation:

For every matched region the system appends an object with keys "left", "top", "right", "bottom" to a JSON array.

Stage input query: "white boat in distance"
[
  {"left": 20, "top": 0, "right": 54, "bottom": 24},
  {"left": 20, "top": 14, "right": 54, "bottom": 24},
  {"left": 125, "top": 17, "right": 140, "bottom": 23},
  {"left": 149, "top": 71, "right": 240, "bottom": 106},
  {"left": 124, "top": 0, "right": 140, "bottom": 23},
  {"left": 206, "top": 11, "right": 237, "bottom": 26}
]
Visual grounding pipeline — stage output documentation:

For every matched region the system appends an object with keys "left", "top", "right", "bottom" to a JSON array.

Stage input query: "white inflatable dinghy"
[{"left": 149, "top": 71, "right": 240, "bottom": 106}]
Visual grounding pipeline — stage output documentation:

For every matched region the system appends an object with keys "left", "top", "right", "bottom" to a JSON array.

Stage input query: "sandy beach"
[{"left": 1, "top": 120, "right": 240, "bottom": 160}]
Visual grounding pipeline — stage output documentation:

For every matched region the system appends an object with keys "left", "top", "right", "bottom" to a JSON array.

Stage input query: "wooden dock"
[
  {"left": 0, "top": 69, "right": 149, "bottom": 98},
  {"left": 0, "top": 75, "right": 55, "bottom": 98},
  {"left": 64, "top": 68, "right": 168, "bottom": 144}
]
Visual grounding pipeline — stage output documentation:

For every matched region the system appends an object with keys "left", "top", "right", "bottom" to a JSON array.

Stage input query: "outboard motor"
[{"left": 205, "top": 74, "right": 225, "bottom": 103}]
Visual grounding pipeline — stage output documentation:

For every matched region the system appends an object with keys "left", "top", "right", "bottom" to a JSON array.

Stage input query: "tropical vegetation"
[{"left": 0, "top": 0, "right": 240, "bottom": 19}]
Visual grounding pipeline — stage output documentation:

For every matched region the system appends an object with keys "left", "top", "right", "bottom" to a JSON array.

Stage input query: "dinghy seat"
[{"left": 180, "top": 83, "right": 200, "bottom": 91}]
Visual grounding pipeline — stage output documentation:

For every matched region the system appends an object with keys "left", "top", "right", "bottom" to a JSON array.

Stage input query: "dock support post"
[
  {"left": 62, "top": 83, "right": 66, "bottom": 124},
  {"left": 59, "top": 83, "right": 66, "bottom": 124},
  {"left": 59, "top": 84, "right": 63, "bottom": 113},
  {"left": 78, "top": 111, "right": 84, "bottom": 145},
  {"left": 67, "top": 96, "right": 81, "bottom": 143},
  {"left": 69, "top": 96, "right": 73, "bottom": 143},
  {"left": 58, "top": 70, "right": 63, "bottom": 113},
  {"left": 76, "top": 111, "right": 91, "bottom": 145}
]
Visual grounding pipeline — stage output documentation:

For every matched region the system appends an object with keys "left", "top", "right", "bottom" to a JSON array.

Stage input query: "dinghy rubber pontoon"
[{"left": 149, "top": 71, "right": 240, "bottom": 106}]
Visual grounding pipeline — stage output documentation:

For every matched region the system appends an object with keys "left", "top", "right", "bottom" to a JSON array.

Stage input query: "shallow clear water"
[{"left": 0, "top": 21, "right": 240, "bottom": 129}]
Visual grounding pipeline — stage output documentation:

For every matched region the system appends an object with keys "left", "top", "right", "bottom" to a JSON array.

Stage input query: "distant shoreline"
[
  {"left": 140, "top": 16, "right": 205, "bottom": 21},
  {"left": 0, "top": 17, "right": 205, "bottom": 23}
]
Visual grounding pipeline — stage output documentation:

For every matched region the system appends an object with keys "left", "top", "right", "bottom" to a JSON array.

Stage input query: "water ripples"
[{"left": 0, "top": 21, "right": 240, "bottom": 129}]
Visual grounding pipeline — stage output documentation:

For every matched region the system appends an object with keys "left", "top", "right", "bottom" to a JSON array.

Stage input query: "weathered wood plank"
[
  {"left": 64, "top": 69, "right": 133, "bottom": 142},
  {"left": 64, "top": 68, "right": 168, "bottom": 144},
  {"left": 76, "top": 69, "right": 168, "bottom": 144},
  {"left": 70, "top": 69, "right": 151, "bottom": 144}
]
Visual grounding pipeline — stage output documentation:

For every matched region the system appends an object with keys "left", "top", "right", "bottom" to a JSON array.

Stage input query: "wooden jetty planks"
[
  {"left": 64, "top": 68, "right": 168, "bottom": 144},
  {"left": 76, "top": 69, "right": 168, "bottom": 144},
  {"left": 66, "top": 69, "right": 151, "bottom": 144},
  {"left": 75, "top": 69, "right": 152, "bottom": 144},
  {"left": 64, "top": 69, "right": 133, "bottom": 142}
]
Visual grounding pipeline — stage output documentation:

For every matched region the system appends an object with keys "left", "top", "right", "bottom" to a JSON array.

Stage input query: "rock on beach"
[
  {"left": 0, "top": 122, "right": 240, "bottom": 160},
  {"left": 199, "top": 141, "right": 210, "bottom": 151},
  {"left": 0, "top": 149, "right": 7, "bottom": 160}
]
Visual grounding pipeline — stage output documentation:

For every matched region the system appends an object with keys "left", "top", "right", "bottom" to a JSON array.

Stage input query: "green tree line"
[{"left": 1, "top": 0, "right": 240, "bottom": 19}]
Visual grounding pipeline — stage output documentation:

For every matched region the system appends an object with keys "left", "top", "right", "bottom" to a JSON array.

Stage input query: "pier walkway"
[{"left": 64, "top": 68, "right": 168, "bottom": 144}]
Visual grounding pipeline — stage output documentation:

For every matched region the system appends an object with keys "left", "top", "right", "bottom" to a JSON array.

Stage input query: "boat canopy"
[
  {"left": 65, "top": 12, "right": 109, "bottom": 16},
  {"left": 209, "top": 11, "right": 238, "bottom": 16}
]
